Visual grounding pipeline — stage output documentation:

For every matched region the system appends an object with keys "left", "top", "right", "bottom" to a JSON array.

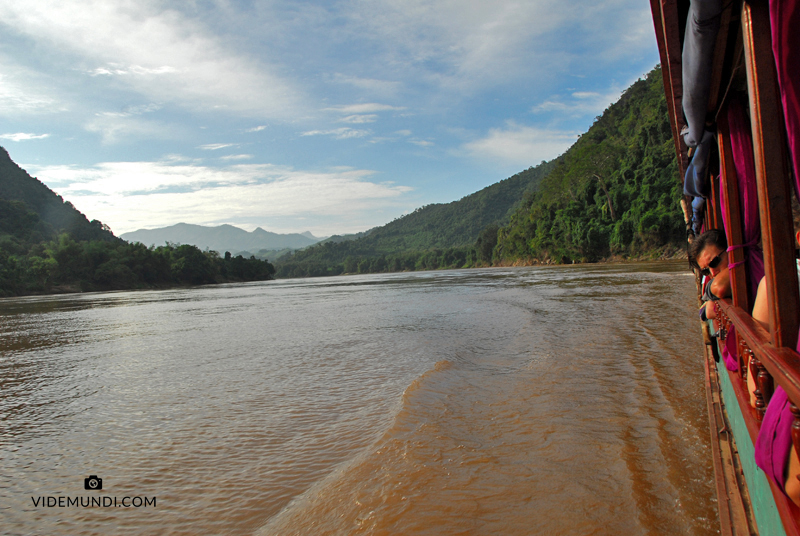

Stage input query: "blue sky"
[{"left": 0, "top": 0, "right": 659, "bottom": 237}]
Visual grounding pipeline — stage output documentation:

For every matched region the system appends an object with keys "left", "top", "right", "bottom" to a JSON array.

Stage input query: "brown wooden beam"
[
  {"left": 652, "top": 0, "right": 689, "bottom": 180},
  {"left": 742, "top": 0, "right": 799, "bottom": 349}
]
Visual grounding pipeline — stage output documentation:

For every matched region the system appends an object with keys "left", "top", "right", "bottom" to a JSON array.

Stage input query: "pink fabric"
[
  {"left": 754, "top": 328, "right": 800, "bottom": 493},
  {"left": 770, "top": 0, "right": 800, "bottom": 200},
  {"left": 755, "top": 385, "right": 794, "bottom": 490},
  {"left": 723, "top": 100, "right": 766, "bottom": 306},
  {"left": 721, "top": 323, "right": 739, "bottom": 371}
]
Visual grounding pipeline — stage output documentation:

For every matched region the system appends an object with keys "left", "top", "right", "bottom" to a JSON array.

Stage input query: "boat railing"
[{"left": 716, "top": 299, "right": 800, "bottom": 532}]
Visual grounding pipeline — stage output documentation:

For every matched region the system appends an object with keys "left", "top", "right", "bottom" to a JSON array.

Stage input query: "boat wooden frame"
[{"left": 651, "top": 0, "right": 800, "bottom": 534}]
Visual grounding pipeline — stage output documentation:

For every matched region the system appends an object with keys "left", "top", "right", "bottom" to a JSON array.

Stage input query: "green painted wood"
[{"left": 716, "top": 352, "right": 786, "bottom": 535}]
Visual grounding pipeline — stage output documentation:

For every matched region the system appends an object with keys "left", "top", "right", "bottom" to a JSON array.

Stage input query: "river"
[{"left": 0, "top": 262, "right": 716, "bottom": 535}]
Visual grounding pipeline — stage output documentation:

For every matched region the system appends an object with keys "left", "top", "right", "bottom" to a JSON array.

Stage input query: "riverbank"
[
  {"left": 494, "top": 244, "right": 687, "bottom": 267},
  {"left": 1, "top": 277, "right": 275, "bottom": 299},
  {"left": 3, "top": 244, "right": 687, "bottom": 296}
]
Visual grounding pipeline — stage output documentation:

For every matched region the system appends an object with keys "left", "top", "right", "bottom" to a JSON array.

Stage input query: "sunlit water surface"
[{"left": 0, "top": 263, "right": 716, "bottom": 535}]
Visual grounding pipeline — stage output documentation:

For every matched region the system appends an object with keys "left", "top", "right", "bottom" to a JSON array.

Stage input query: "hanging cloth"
[
  {"left": 755, "top": 384, "right": 794, "bottom": 491},
  {"left": 720, "top": 100, "right": 766, "bottom": 306},
  {"left": 769, "top": 0, "right": 800, "bottom": 199},
  {"left": 691, "top": 197, "right": 706, "bottom": 235},
  {"left": 684, "top": 130, "right": 716, "bottom": 197},
  {"left": 721, "top": 323, "right": 740, "bottom": 371},
  {"left": 682, "top": 0, "right": 723, "bottom": 148},
  {"left": 754, "top": 323, "right": 800, "bottom": 493}
]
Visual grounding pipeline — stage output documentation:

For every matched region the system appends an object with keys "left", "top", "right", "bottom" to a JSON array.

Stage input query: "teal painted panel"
[{"left": 716, "top": 356, "right": 786, "bottom": 536}]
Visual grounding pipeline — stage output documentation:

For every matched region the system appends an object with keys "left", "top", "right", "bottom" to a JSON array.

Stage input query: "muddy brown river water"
[{"left": 0, "top": 263, "right": 717, "bottom": 535}]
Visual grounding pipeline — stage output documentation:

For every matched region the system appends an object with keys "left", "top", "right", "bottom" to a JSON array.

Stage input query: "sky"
[{"left": 0, "top": 0, "right": 660, "bottom": 237}]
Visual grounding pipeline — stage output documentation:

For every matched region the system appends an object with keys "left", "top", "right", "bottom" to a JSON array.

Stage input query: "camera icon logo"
[{"left": 84, "top": 475, "right": 103, "bottom": 490}]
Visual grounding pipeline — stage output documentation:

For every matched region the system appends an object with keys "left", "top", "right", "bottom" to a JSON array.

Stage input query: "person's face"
[{"left": 698, "top": 245, "right": 728, "bottom": 276}]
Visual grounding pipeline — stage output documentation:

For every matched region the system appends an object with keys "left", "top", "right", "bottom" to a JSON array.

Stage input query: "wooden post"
[
  {"left": 708, "top": 173, "right": 720, "bottom": 230},
  {"left": 714, "top": 176, "right": 724, "bottom": 230},
  {"left": 752, "top": 354, "right": 766, "bottom": 420},
  {"left": 717, "top": 120, "right": 751, "bottom": 313},
  {"left": 758, "top": 361, "right": 775, "bottom": 407},
  {"left": 742, "top": 1, "right": 800, "bottom": 349},
  {"left": 739, "top": 335, "right": 748, "bottom": 380}
]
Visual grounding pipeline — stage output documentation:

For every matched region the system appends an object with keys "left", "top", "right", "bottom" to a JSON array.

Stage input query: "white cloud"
[
  {"left": 395, "top": 130, "right": 412, "bottom": 136},
  {"left": 0, "top": 60, "right": 60, "bottom": 114},
  {"left": 340, "top": 114, "right": 378, "bottom": 124},
  {"left": 331, "top": 73, "right": 401, "bottom": 95},
  {"left": 301, "top": 128, "right": 370, "bottom": 140},
  {"left": 89, "top": 64, "right": 180, "bottom": 76},
  {"left": 409, "top": 139, "right": 433, "bottom": 147},
  {"left": 246, "top": 125, "right": 267, "bottom": 132},
  {"left": 531, "top": 87, "right": 623, "bottom": 116},
  {"left": 84, "top": 114, "right": 179, "bottom": 145},
  {"left": 160, "top": 154, "right": 194, "bottom": 163},
  {"left": 198, "top": 143, "right": 236, "bottom": 150},
  {"left": 325, "top": 103, "right": 404, "bottom": 114},
  {"left": 123, "top": 103, "right": 162, "bottom": 115},
  {"left": 333, "top": 0, "right": 656, "bottom": 98},
  {"left": 0, "top": 1, "right": 305, "bottom": 119},
  {"left": 0, "top": 132, "right": 50, "bottom": 141},
  {"left": 463, "top": 121, "right": 577, "bottom": 167},
  {"left": 27, "top": 160, "right": 413, "bottom": 235},
  {"left": 342, "top": 0, "right": 570, "bottom": 91},
  {"left": 220, "top": 154, "right": 254, "bottom": 161}
]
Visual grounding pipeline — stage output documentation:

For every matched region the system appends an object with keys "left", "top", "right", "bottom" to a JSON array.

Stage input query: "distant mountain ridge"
[{"left": 121, "top": 223, "right": 323, "bottom": 254}]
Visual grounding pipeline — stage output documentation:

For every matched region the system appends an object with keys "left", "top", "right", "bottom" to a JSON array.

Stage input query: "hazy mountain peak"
[{"left": 120, "top": 223, "right": 322, "bottom": 254}]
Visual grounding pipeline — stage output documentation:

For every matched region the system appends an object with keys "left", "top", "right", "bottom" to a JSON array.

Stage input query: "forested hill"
[
  {"left": 275, "top": 65, "right": 681, "bottom": 278},
  {"left": 346, "top": 162, "right": 556, "bottom": 251},
  {"left": 0, "top": 147, "right": 117, "bottom": 246},
  {"left": 0, "top": 148, "right": 275, "bottom": 296},
  {"left": 275, "top": 160, "right": 555, "bottom": 276},
  {"left": 496, "top": 66, "right": 682, "bottom": 263}
]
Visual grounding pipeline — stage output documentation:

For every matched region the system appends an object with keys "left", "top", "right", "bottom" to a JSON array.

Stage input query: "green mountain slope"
[
  {"left": 0, "top": 148, "right": 274, "bottom": 296},
  {"left": 496, "top": 66, "right": 682, "bottom": 263},
  {"left": 276, "top": 161, "right": 555, "bottom": 274},
  {"left": 275, "top": 65, "right": 680, "bottom": 278},
  {"left": 0, "top": 147, "right": 117, "bottom": 251}
]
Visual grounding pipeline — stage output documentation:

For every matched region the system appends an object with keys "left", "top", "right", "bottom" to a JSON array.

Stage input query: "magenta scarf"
[
  {"left": 755, "top": 386, "right": 794, "bottom": 491},
  {"left": 754, "top": 329, "right": 800, "bottom": 492},
  {"left": 721, "top": 324, "right": 739, "bottom": 371}
]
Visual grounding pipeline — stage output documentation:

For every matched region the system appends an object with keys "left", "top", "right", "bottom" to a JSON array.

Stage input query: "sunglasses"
[{"left": 700, "top": 252, "right": 724, "bottom": 276}]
